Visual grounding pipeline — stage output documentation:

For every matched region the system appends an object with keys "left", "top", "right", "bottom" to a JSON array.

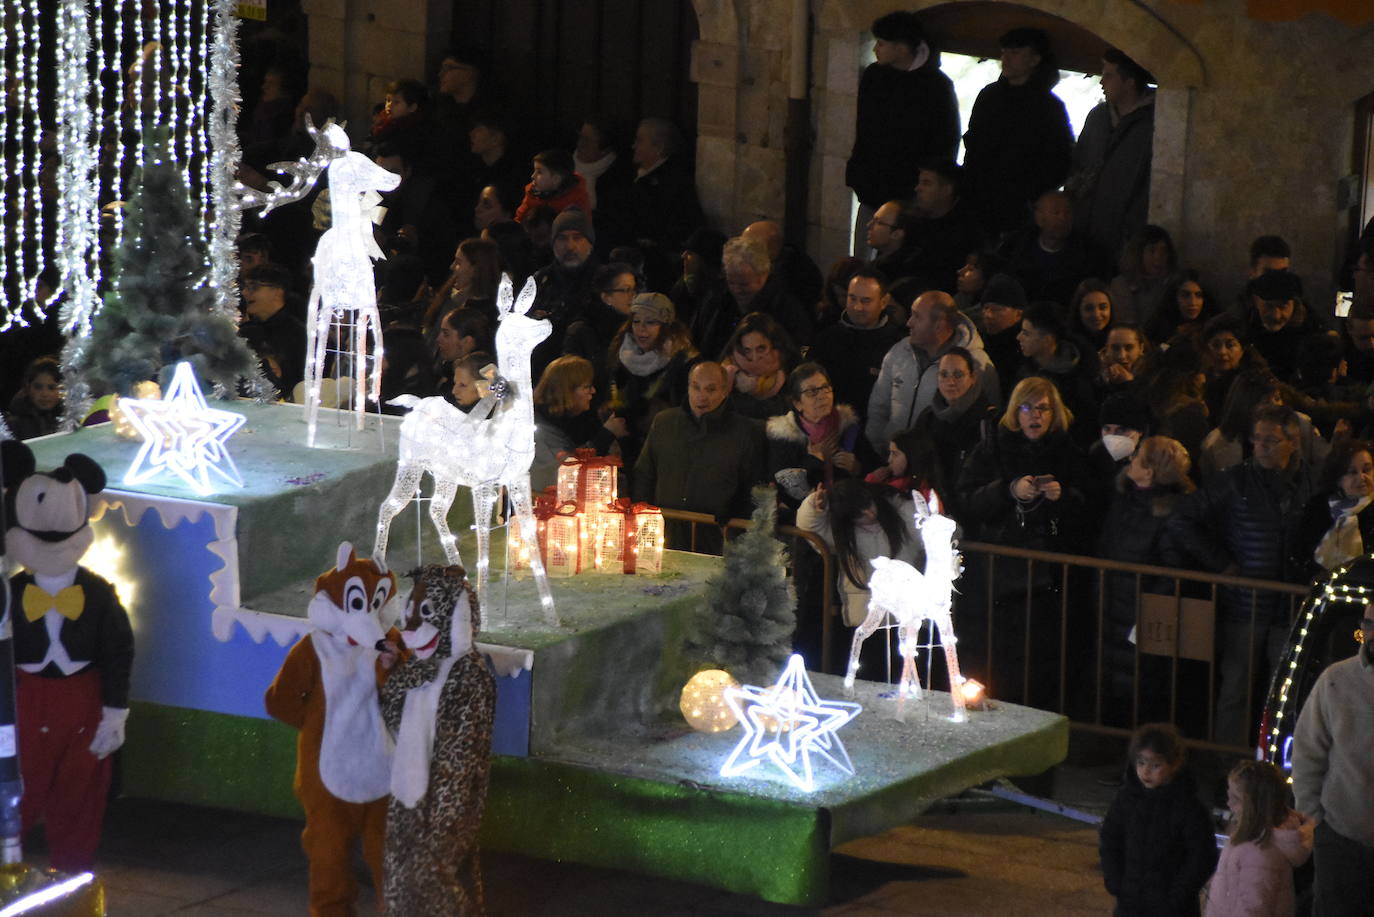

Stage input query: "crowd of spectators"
[{"left": 9, "top": 18, "right": 1374, "bottom": 745}]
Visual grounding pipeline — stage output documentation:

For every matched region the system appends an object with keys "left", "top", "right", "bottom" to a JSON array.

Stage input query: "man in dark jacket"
[
  {"left": 809, "top": 267, "right": 904, "bottom": 422},
  {"left": 1069, "top": 48, "right": 1156, "bottom": 272},
  {"left": 1167, "top": 405, "right": 1317, "bottom": 747},
  {"left": 530, "top": 209, "right": 601, "bottom": 381},
  {"left": 846, "top": 11, "right": 959, "bottom": 241},
  {"left": 905, "top": 160, "right": 986, "bottom": 296},
  {"left": 633, "top": 361, "right": 765, "bottom": 552},
  {"left": 600, "top": 117, "right": 704, "bottom": 252},
  {"left": 961, "top": 28, "right": 1074, "bottom": 236}
]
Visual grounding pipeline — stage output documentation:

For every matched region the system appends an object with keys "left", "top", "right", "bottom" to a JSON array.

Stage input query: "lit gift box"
[
  {"left": 556, "top": 448, "right": 621, "bottom": 513},
  {"left": 615, "top": 503, "right": 667, "bottom": 574}
]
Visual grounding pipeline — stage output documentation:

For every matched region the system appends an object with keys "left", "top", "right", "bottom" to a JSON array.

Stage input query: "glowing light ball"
[{"left": 680, "top": 669, "right": 740, "bottom": 733}]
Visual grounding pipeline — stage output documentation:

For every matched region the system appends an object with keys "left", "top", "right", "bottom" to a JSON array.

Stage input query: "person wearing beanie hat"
[
  {"left": 978, "top": 273, "right": 1028, "bottom": 401},
  {"left": 607, "top": 292, "right": 697, "bottom": 469},
  {"left": 1244, "top": 269, "right": 1322, "bottom": 383},
  {"left": 529, "top": 207, "right": 603, "bottom": 382}
]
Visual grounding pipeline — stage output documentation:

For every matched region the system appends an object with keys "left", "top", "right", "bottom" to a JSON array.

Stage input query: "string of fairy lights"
[{"left": 2, "top": 0, "right": 240, "bottom": 335}]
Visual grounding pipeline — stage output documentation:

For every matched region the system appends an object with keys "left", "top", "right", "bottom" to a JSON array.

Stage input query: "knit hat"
[
  {"left": 1247, "top": 269, "right": 1302, "bottom": 302},
  {"left": 982, "top": 273, "right": 1027, "bottom": 310},
  {"left": 1099, "top": 392, "right": 1150, "bottom": 433},
  {"left": 631, "top": 293, "right": 675, "bottom": 324},
  {"left": 552, "top": 207, "right": 595, "bottom": 244}
]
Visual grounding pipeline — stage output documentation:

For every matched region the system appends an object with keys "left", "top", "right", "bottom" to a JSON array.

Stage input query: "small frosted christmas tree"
[
  {"left": 64, "top": 131, "right": 265, "bottom": 406},
  {"left": 689, "top": 487, "right": 797, "bottom": 685}
]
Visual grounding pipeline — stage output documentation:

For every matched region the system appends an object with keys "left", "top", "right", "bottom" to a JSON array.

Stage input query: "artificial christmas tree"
[
  {"left": 63, "top": 131, "right": 266, "bottom": 412},
  {"left": 689, "top": 487, "right": 797, "bottom": 685}
]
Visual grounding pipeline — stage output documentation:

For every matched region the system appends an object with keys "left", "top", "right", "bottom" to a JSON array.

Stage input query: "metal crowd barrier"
[{"left": 657, "top": 508, "right": 1306, "bottom": 755}]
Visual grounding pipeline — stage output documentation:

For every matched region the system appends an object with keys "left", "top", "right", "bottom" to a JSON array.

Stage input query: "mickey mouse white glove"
[{"left": 89, "top": 707, "right": 129, "bottom": 759}]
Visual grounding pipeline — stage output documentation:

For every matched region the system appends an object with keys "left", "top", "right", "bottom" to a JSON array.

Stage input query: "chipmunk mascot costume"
[
  {"left": 264, "top": 542, "right": 398, "bottom": 917},
  {"left": 381, "top": 564, "right": 495, "bottom": 916},
  {"left": 1, "top": 439, "right": 134, "bottom": 871}
]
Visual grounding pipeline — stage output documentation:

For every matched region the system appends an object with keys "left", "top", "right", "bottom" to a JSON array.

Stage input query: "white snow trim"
[{"left": 93, "top": 489, "right": 243, "bottom": 635}]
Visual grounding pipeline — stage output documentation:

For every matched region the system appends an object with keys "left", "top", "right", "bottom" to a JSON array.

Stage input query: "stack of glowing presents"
[{"left": 507, "top": 449, "right": 664, "bottom": 576}]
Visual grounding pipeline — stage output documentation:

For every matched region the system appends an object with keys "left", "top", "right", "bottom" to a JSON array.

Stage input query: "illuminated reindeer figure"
[
  {"left": 373, "top": 276, "right": 559, "bottom": 626},
  {"left": 235, "top": 117, "right": 398, "bottom": 446},
  {"left": 844, "top": 491, "right": 967, "bottom": 721}
]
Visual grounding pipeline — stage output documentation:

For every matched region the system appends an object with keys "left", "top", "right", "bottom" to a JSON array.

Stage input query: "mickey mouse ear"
[
  {"left": 1, "top": 440, "right": 36, "bottom": 490},
  {"left": 62, "top": 454, "right": 106, "bottom": 495}
]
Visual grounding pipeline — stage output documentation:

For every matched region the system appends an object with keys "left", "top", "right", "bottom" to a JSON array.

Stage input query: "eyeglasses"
[
  {"left": 799, "top": 384, "right": 833, "bottom": 399},
  {"left": 1018, "top": 403, "right": 1052, "bottom": 415},
  {"left": 868, "top": 218, "right": 896, "bottom": 229},
  {"left": 607, "top": 287, "right": 636, "bottom": 295},
  {"left": 1251, "top": 435, "right": 1288, "bottom": 448},
  {"left": 938, "top": 370, "right": 969, "bottom": 380}
]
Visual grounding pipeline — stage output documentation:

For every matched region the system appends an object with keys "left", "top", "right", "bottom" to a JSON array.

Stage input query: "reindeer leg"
[
  {"left": 508, "top": 478, "right": 558, "bottom": 627},
  {"left": 430, "top": 477, "right": 464, "bottom": 567},
  {"left": 352, "top": 312, "right": 367, "bottom": 430},
  {"left": 363, "top": 303, "right": 383, "bottom": 411},
  {"left": 303, "top": 287, "right": 326, "bottom": 446},
  {"left": 936, "top": 611, "right": 967, "bottom": 721},
  {"left": 374, "top": 461, "right": 421, "bottom": 563},
  {"left": 845, "top": 605, "right": 887, "bottom": 690},
  {"left": 470, "top": 483, "right": 497, "bottom": 599}
]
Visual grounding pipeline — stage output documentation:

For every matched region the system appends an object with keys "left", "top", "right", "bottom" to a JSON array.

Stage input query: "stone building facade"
[{"left": 305, "top": 0, "right": 1374, "bottom": 308}]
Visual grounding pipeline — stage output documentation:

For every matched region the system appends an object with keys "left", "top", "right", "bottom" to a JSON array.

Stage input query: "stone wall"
[{"left": 305, "top": 0, "right": 1374, "bottom": 309}]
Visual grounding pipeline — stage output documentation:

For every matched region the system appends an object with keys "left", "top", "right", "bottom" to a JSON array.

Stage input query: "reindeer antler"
[{"left": 235, "top": 116, "right": 350, "bottom": 215}]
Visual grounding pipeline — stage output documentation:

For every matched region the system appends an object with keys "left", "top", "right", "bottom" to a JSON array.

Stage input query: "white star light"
[
  {"left": 122, "top": 361, "right": 246, "bottom": 495},
  {"left": 719, "top": 654, "right": 862, "bottom": 792}
]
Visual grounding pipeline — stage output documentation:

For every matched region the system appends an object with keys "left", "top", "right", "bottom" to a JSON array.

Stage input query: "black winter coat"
[
  {"left": 1098, "top": 766, "right": 1217, "bottom": 917},
  {"left": 1166, "top": 459, "right": 1316, "bottom": 624},
  {"left": 962, "top": 79, "right": 1074, "bottom": 234},
  {"left": 956, "top": 425, "right": 1090, "bottom": 552},
  {"left": 846, "top": 62, "right": 960, "bottom": 208},
  {"left": 808, "top": 317, "right": 905, "bottom": 421},
  {"left": 911, "top": 392, "right": 997, "bottom": 518}
]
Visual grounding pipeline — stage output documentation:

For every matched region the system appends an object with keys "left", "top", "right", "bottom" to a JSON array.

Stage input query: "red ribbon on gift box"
[
  {"left": 609, "top": 497, "right": 661, "bottom": 574},
  {"left": 557, "top": 448, "right": 623, "bottom": 511}
]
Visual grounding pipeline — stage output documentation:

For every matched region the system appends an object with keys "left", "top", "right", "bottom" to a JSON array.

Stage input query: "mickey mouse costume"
[{"left": 1, "top": 439, "right": 134, "bottom": 870}]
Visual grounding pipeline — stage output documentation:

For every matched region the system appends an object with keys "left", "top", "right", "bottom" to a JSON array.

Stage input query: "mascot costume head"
[{"left": 1, "top": 441, "right": 105, "bottom": 576}]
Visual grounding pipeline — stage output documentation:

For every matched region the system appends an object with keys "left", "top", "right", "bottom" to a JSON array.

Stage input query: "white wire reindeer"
[
  {"left": 235, "top": 117, "right": 398, "bottom": 446},
  {"left": 844, "top": 491, "right": 967, "bottom": 721},
  {"left": 372, "top": 276, "right": 559, "bottom": 626}
]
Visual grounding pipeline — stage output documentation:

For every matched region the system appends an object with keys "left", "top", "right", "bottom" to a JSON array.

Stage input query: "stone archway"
[{"left": 808, "top": 0, "right": 1207, "bottom": 267}]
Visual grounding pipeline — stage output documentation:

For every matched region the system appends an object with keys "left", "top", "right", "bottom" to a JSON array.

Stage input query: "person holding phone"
[{"left": 956, "top": 376, "right": 1090, "bottom": 706}]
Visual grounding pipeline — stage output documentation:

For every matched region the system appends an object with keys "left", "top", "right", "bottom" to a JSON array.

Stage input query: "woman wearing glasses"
[
  {"left": 766, "top": 362, "right": 878, "bottom": 513},
  {"left": 956, "top": 375, "right": 1090, "bottom": 706},
  {"left": 907, "top": 347, "right": 998, "bottom": 517}
]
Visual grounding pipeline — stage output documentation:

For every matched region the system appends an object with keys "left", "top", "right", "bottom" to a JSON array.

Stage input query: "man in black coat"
[
  {"left": 599, "top": 117, "right": 704, "bottom": 253},
  {"left": 846, "top": 11, "right": 959, "bottom": 237},
  {"left": 1166, "top": 405, "right": 1317, "bottom": 747},
  {"left": 961, "top": 28, "right": 1074, "bottom": 237}
]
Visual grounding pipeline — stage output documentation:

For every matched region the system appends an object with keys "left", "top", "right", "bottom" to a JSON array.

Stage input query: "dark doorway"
[{"left": 451, "top": 0, "right": 699, "bottom": 152}]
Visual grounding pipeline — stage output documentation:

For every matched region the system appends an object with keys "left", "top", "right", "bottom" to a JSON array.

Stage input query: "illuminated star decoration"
[
  {"left": 122, "top": 361, "right": 246, "bottom": 496},
  {"left": 719, "top": 654, "right": 862, "bottom": 792}
]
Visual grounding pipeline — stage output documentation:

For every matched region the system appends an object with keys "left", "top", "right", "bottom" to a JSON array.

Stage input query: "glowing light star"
[
  {"left": 121, "top": 361, "right": 246, "bottom": 496},
  {"left": 374, "top": 275, "right": 559, "bottom": 626},
  {"left": 845, "top": 491, "right": 968, "bottom": 722},
  {"left": 720, "top": 654, "right": 861, "bottom": 792},
  {"left": 680, "top": 669, "right": 740, "bottom": 733}
]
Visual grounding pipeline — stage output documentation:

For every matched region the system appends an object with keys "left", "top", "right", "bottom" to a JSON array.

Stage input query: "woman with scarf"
[
  {"left": 906, "top": 347, "right": 997, "bottom": 518},
  {"left": 720, "top": 312, "right": 799, "bottom": 421},
  {"left": 605, "top": 293, "right": 696, "bottom": 470},
  {"left": 766, "top": 362, "right": 877, "bottom": 513},
  {"left": 1298, "top": 438, "right": 1374, "bottom": 580},
  {"left": 530, "top": 355, "right": 629, "bottom": 492}
]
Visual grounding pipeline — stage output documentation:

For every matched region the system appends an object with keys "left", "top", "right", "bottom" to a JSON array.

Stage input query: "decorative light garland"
[{"left": 207, "top": 0, "right": 245, "bottom": 316}]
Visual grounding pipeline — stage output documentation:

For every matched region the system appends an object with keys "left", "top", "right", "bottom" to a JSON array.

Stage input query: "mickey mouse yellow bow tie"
[{"left": 22, "top": 584, "right": 85, "bottom": 623}]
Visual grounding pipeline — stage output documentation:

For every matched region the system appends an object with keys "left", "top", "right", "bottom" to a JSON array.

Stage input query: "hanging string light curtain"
[{"left": 3, "top": 0, "right": 238, "bottom": 334}]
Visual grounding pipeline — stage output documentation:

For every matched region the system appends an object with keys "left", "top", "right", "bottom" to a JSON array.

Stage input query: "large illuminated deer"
[
  {"left": 844, "top": 491, "right": 966, "bottom": 721},
  {"left": 373, "top": 276, "right": 558, "bottom": 626}
]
